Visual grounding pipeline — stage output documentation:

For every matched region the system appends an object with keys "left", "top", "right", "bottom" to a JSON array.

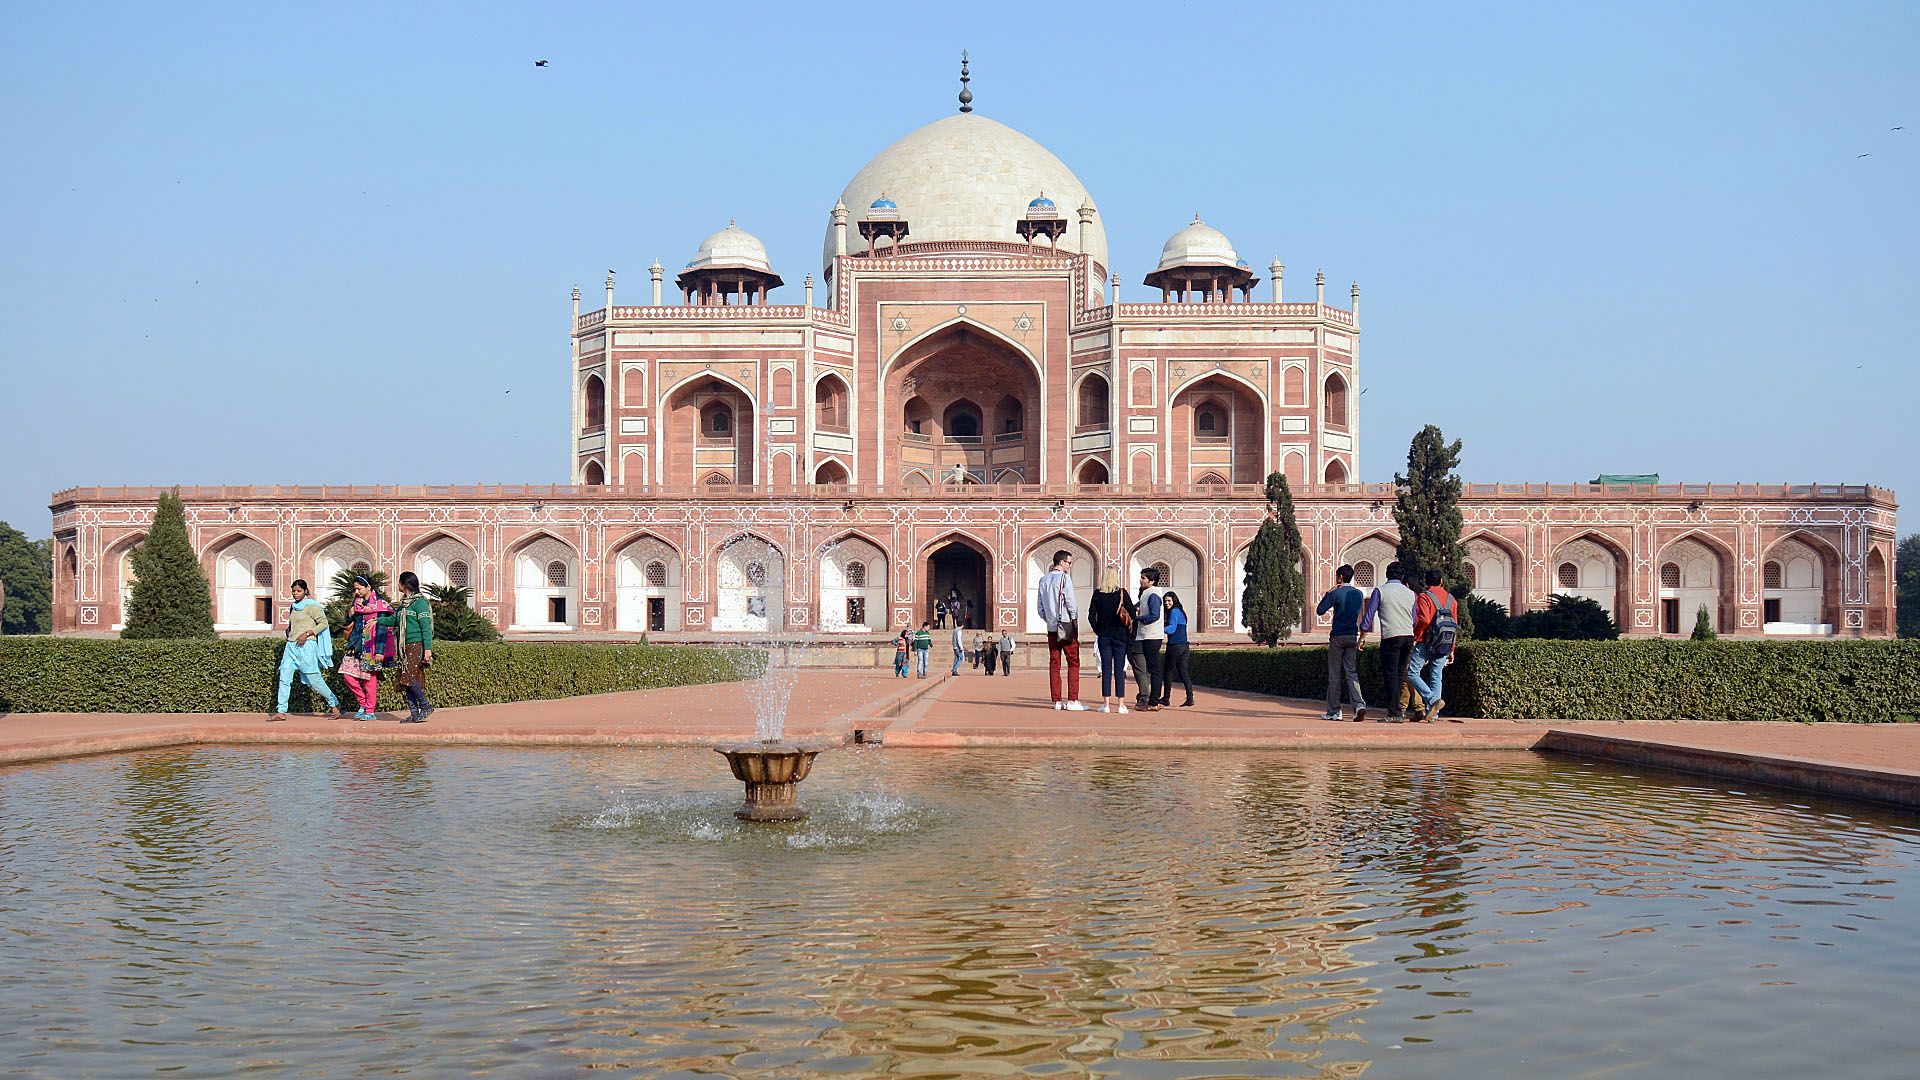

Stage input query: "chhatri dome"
[
  {"left": 824, "top": 113, "right": 1108, "bottom": 275},
  {"left": 1154, "top": 214, "right": 1239, "bottom": 272},
  {"left": 685, "top": 220, "right": 776, "bottom": 276}
]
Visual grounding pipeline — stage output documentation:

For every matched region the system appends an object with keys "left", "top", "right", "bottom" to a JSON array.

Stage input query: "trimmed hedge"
[
  {"left": 0, "top": 638, "right": 764, "bottom": 714},
  {"left": 1189, "top": 639, "right": 1920, "bottom": 723}
]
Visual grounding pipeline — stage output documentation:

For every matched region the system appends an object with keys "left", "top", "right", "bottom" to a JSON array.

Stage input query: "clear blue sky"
[{"left": 3, "top": 1, "right": 1914, "bottom": 536}]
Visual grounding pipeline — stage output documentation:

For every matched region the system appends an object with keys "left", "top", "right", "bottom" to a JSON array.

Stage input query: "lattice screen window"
[
  {"left": 1763, "top": 562, "right": 1783, "bottom": 589},
  {"left": 846, "top": 561, "right": 867, "bottom": 588},
  {"left": 1660, "top": 563, "right": 1681, "bottom": 589},
  {"left": 1352, "top": 562, "right": 1375, "bottom": 588},
  {"left": 253, "top": 561, "right": 273, "bottom": 588},
  {"left": 449, "top": 560, "right": 470, "bottom": 588},
  {"left": 746, "top": 561, "right": 767, "bottom": 587},
  {"left": 547, "top": 561, "right": 568, "bottom": 588},
  {"left": 1557, "top": 563, "right": 1578, "bottom": 588},
  {"left": 645, "top": 561, "right": 668, "bottom": 587}
]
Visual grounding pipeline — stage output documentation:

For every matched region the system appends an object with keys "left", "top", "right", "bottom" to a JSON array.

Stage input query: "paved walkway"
[
  {"left": 0, "top": 671, "right": 922, "bottom": 766},
  {"left": 3, "top": 667, "right": 1916, "bottom": 809}
]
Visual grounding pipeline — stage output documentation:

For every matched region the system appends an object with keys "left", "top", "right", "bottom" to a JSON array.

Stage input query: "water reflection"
[{"left": 0, "top": 747, "right": 1915, "bottom": 1077}]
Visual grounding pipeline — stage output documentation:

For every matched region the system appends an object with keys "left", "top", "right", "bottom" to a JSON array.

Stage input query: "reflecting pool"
[{"left": 2, "top": 747, "right": 1917, "bottom": 1077}]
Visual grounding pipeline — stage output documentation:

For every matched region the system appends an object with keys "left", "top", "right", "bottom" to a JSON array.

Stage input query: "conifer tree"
[
  {"left": 1691, "top": 605, "right": 1717, "bottom": 641},
  {"left": 122, "top": 490, "right": 216, "bottom": 639},
  {"left": 1242, "top": 471, "right": 1306, "bottom": 646},
  {"left": 1393, "top": 424, "right": 1475, "bottom": 636}
]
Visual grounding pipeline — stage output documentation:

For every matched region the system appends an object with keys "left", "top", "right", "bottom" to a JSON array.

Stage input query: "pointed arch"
[
  {"left": 1323, "top": 458, "right": 1348, "bottom": 487},
  {"left": 507, "top": 531, "right": 580, "bottom": 631},
  {"left": 612, "top": 530, "right": 684, "bottom": 632},
  {"left": 1130, "top": 533, "right": 1206, "bottom": 627},
  {"left": 1076, "top": 457, "right": 1110, "bottom": 484},
  {"left": 885, "top": 317, "right": 1044, "bottom": 382},
  {"left": 1323, "top": 371, "right": 1349, "bottom": 430},
  {"left": 712, "top": 531, "right": 786, "bottom": 633},
  {"left": 813, "top": 458, "right": 850, "bottom": 486},
  {"left": 818, "top": 530, "right": 890, "bottom": 632},
  {"left": 204, "top": 530, "right": 278, "bottom": 629},
  {"left": 581, "top": 372, "right": 606, "bottom": 433},
  {"left": 1656, "top": 530, "right": 1736, "bottom": 634},
  {"left": 407, "top": 531, "right": 480, "bottom": 594},
  {"left": 1552, "top": 531, "right": 1630, "bottom": 628},
  {"left": 1762, "top": 530, "right": 1840, "bottom": 632},
  {"left": 813, "top": 371, "right": 850, "bottom": 432},
  {"left": 1074, "top": 369, "right": 1111, "bottom": 431},
  {"left": 104, "top": 531, "right": 148, "bottom": 631},
  {"left": 1463, "top": 529, "right": 1525, "bottom": 612}
]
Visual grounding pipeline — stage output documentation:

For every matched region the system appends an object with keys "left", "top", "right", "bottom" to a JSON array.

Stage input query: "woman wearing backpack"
[{"left": 1406, "top": 569, "right": 1460, "bottom": 723}]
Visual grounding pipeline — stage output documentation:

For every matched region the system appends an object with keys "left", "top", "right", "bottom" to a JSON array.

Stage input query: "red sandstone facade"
[{"left": 46, "top": 109, "right": 1899, "bottom": 641}]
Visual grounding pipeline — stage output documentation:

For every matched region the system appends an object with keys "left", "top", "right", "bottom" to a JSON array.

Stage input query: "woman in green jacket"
[{"left": 377, "top": 571, "right": 435, "bottom": 722}]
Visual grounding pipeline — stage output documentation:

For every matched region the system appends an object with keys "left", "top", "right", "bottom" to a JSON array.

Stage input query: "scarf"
[
  {"left": 349, "top": 593, "right": 395, "bottom": 660},
  {"left": 289, "top": 598, "right": 334, "bottom": 669}
]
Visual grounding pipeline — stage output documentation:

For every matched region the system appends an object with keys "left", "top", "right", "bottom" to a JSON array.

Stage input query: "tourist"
[
  {"left": 1086, "top": 568, "right": 1135, "bottom": 714},
  {"left": 1133, "top": 566, "right": 1167, "bottom": 710},
  {"left": 1126, "top": 619, "right": 1151, "bottom": 709},
  {"left": 950, "top": 619, "right": 966, "bottom": 676},
  {"left": 1161, "top": 590, "right": 1194, "bottom": 708},
  {"left": 1034, "top": 549, "right": 1084, "bottom": 710},
  {"left": 997, "top": 628, "right": 1015, "bottom": 675},
  {"left": 893, "top": 626, "right": 910, "bottom": 678},
  {"left": 1359, "top": 561, "right": 1417, "bottom": 723},
  {"left": 934, "top": 597, "right": 947, "bottom": 630},
  {"left": 982, "top": 629, "right": 999, "bottom": 675},
  {"left": 339, "top": 575, "right": 394, "bottom": 720},
  {"left": 1316, "top": 564, "right": 1369, "bottom": 722},
  {"left": 1407, "top": 568, "right": 1460, "bottom": 722},
  {"left": 270, "top": 578, "right": 341, "bottom": 722},
  {"left": 376, "top": 571, "right": 435, "bottom": 723},
  {"left": 912, "top": 621, "right": 932, "bottom": 677}
]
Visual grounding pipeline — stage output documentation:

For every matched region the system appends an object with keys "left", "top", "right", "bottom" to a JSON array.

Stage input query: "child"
[{"left": 893, "top": 628, "right": 910, "bottom": 678}]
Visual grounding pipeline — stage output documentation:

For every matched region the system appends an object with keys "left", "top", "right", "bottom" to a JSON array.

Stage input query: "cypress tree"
[
  {"left": 1691, "top": 605, "right": 1717, "bottom": 641},
  {"left": 1242, "top": 471, "right": 1307, "bottom": 646},
  {"left": 1393, "top": 424, "right": 1475, "bottom": 637},
  {"left": 122, "top": 490, "right": 216, "bottom": 639}
]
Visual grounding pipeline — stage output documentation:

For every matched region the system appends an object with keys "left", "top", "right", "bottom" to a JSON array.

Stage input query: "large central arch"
[{"left": 883, "top": 323, "right": 1044, "bottom": 486}]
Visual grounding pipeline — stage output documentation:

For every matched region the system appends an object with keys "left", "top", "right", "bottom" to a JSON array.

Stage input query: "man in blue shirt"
[{"left": 1315, "top": 564, "right": 1370, "bottom": 722}]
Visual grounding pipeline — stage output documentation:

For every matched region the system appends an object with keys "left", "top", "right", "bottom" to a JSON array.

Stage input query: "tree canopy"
[
  {"left": 1898, "top": 533, "right": 1919, "bottom": 639},
  {"left": 0, "top": 523, "right": 53, "bottom": 635},
  {"left": 122, "top": 491, "right": 216, "bottom": 639},
  {"left": 1241, "top": 472, "right": 1306, "bottom": 646}
]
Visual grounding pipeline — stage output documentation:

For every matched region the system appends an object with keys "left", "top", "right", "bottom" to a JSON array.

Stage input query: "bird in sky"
[
  {"left": 534, "top": 59, "right": 549, "bottom": 67},
  {"left": 1858, "top": 153, "right": 1872, "bottom": 158},
  {"left": 1894, "top": 126, "right": 1905, "bottom": 131}
]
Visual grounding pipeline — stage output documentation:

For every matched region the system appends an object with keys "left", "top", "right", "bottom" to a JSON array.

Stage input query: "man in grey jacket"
[
  {"left": 1360, "top": 561, "right": 1419, "bottom": 722},
  {"left": 1034, "top": 549, "right": 1084, "bottom": 710}
]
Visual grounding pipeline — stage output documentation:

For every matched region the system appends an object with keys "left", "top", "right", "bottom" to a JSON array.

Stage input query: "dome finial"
[{"left": 958, "top": 50, "right": 973, "bottom": 113}]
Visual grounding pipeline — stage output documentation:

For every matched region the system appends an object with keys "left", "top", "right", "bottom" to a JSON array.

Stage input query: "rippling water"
[{"left": 1, "top": 747, "right": 1916, "bottom": 1077}]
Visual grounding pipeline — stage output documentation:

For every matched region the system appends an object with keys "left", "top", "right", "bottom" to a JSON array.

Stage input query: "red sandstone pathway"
[
  {"left": 0, "top": 670, "right": 919, "bottom": 767},
  {"left": 5, "top": 667, "right": 1918, "bottom": 808}
]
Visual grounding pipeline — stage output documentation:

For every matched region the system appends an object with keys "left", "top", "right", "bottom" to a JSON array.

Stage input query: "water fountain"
[
  {"left": 715, "top": 738, "right": 827, "bottom": 821},
  {"left": 709, "top": 485, "right": 855, "bottom": 823}
]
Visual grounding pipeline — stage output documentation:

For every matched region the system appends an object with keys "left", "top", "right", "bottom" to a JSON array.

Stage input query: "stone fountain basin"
[{"left": 715, "top": 740, "right": 831, "bottom": 821}]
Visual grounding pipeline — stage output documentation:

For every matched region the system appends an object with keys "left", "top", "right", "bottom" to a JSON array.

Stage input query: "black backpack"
[{"left": 1423, "top": 592, "right": 1457, "bottom": 655}]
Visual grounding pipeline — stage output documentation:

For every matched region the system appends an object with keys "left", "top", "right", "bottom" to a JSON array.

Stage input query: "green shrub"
[
  {"left": 1508, "top": 594, "right": 1619, "bottom": 640},
  {"left": 1189, "top": 639, "right": 1920, "bottom": 723},
  {"left": 1691, "top": 605, "right": 1716, "bottom": 641},
  {"left": 0, "top": 638, "right": 762, "bottom": 714},
  {"left": 1466, "top": 596, "right": 1510, "bottom": 640}
]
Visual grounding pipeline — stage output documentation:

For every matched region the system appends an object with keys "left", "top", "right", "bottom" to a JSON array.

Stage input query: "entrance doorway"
[
  {"left": 1662, "top": 598, "right": 1680, "bottom": 635},
  {"left": 925, "top": 540, "right": 990, "bottom": 630},
  {"left": 647, "top": 597, "right": 667, "bottom": 632}
]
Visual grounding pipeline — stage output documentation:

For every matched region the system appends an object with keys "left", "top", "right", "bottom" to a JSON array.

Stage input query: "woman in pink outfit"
[{"left": 339, "top": 576, "right": 394, "bottom": 720}]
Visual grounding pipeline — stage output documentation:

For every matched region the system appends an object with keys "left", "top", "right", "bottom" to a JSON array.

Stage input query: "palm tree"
[{"left": 330, "top": 567, "right": 390, "bottom": 604}]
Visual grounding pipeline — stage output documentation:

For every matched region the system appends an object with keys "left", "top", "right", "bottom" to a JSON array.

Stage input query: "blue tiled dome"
[
  {"left": 1028, "top": 193, "right": 1056, "bottom": 210},
  {"left": 869, "top": 195, "right": 898, "bottom": 210}
]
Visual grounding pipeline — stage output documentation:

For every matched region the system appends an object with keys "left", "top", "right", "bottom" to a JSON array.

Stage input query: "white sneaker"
[
  {"left": 1054, "top": 701, "right": 1064, "bottom": 711},
  {"left": 1117, "top": 705, "right": 1129, "bottom": 715},
  {"left": 1065, "top": 701, "right": 1087, "bottom": 711},
  {"left": 1099, "top": 704, "right": 1111, "bottom": 713}
]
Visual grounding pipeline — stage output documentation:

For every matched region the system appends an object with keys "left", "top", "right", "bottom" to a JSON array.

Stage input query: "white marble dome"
[
  {"left": 825, "top": 114, "right": 1106, "bottom": 274},
  {"left": 1155, "top": 215, "right": 1239, "bottom": 271},
  {"left": 687, "top": 221, "right": 775, "bottom": 274}
]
